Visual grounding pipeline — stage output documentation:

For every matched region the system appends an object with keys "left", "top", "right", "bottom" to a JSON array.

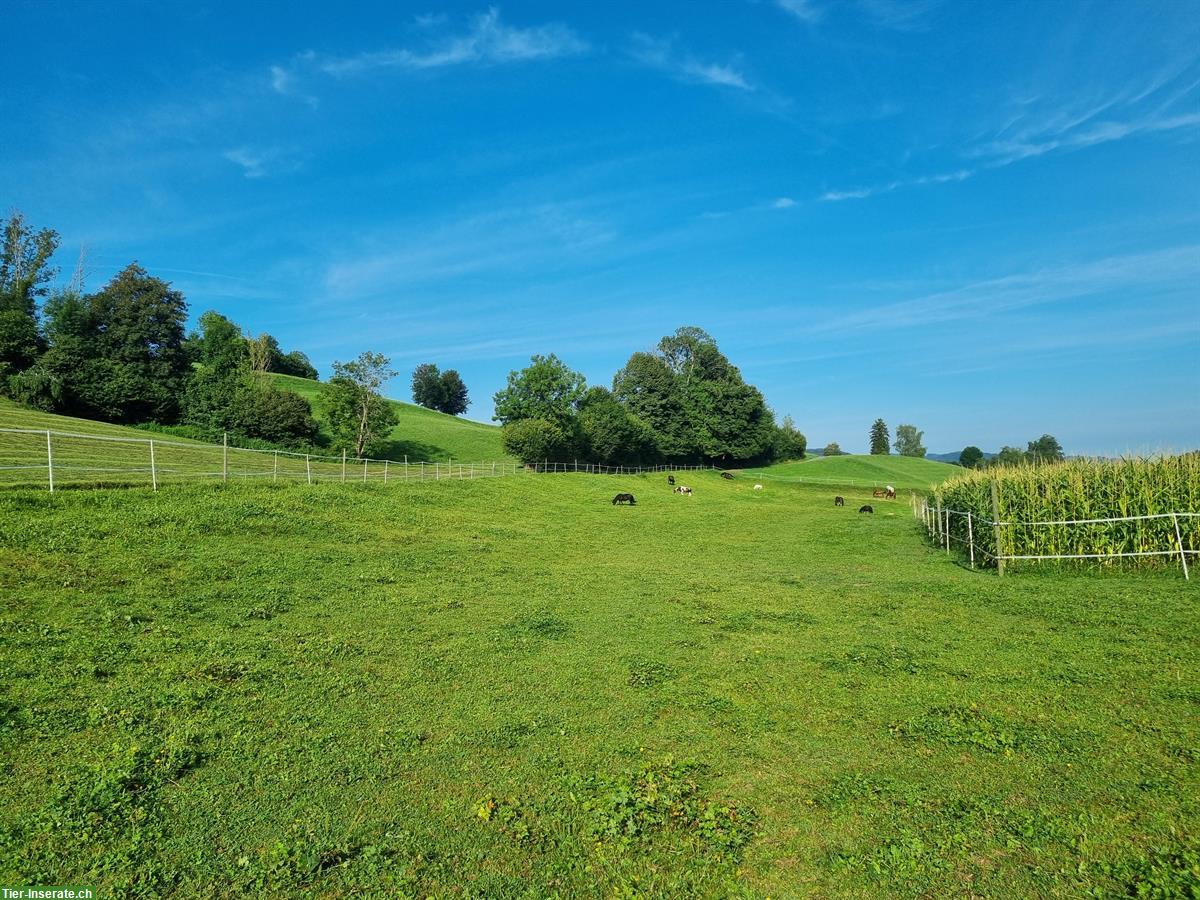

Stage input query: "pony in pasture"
[
  {"left": 612, "top": 493, "right": 637, "bottom": 505},
  {"left": 885, "top": 485, "right": 896, "bottom": 499},
  {"left": 674, "top": 485, "right": 693, "bottom": 496},
  {"left": 835, "top": 496, "right": 845, "bottom": 506},
  {"left": 859, "top": 505, "right": 874, "bottom": 514},
  {"left": 721, "top": 472, "right": 735, "bottom": 480},
  {"left": 753, "top": 484, "right": 763, "bottom": 491},
  {"left": 667, "top": 475, "right": 675, "bottom": 485}
]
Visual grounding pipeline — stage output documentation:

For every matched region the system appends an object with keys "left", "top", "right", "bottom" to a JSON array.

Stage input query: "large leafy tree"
[
  {"left": 576, "top": 387, "right": 659, "bottom": 465},
  {"left": 412, "top": 363, "right": 447, "bottom": 411},
  {"left": 43, "top": 263, "right": 189, "bottom": 423},
  {"left": 412, "top": 363, "right": 469, "bottom": 415},
  {"left": 323, "top": 352, "right": 398, "bottom": 457},
  {"left": 612, "top": 327, "right": 775, "bottom": 464},
  {"left": 994, "top": 446, "right": 1025, "bottom": 467},
  {"left": 501, "top": 418, "right": 570, "bottom": 465},
  {"left": 493, "top": 354, "right": 586, "bottom": 429},
  {"left": 959, "top": 446, "right": 984, "bottom": 469},
  {"left": 894, "top": 424, "right": 926, "bottom": 457},
  {"left": 869, "top": 418, "right": 890, "bottom": 455},
  {"left": 612, "top": 351, "right": 690, "bottom": 458},
  {"left": 0, "top": 212, "right": 58, "bottom": 381},
  {"left": 822, "top": 442, "right": 843, "bottom": 457},
  {"left": 439, "top": 369, "right": 469, "bottom": 416},
  {"left": 1026, "top": 434, "right": 1065, "bottom": 464}
]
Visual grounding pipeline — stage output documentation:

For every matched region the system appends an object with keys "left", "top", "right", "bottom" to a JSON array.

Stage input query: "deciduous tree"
[
  {"left": 894, "top": 424, "right": 926, "bottom": 457},
  {"left": 323, "top": 351, "right": 398, "bottom": 457}
]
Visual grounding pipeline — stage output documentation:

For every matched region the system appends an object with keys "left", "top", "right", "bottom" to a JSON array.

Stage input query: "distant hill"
[
  {"left": 270, "top": 374, "right": 511, "bottom": 463},
  {"left": 745, "top": 453, "right": 958, "bottom": 490},
  {"left": 927, "top": 450, "right": 997, "bottom": 464}
]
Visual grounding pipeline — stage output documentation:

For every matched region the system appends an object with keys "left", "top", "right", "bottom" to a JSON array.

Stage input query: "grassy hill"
[
  {"left": 0, "top": 398, "right": 208, "bottom": 442},
  {"left": 746, "top": 453, "right": 958, "bottom": 490},
  {"left": 270, "top": 373, "right": 511, "bottom": 463},
  {"left": 1, "top": 472, "right": 1194, "bottom": 896}
]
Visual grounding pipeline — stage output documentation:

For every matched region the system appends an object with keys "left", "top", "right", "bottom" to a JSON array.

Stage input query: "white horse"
[
  {"left": 753, "top": 484, "right": 763, "bottom": 491},
  {"left": 674, "top": 485, "right": 693, "bottom": 496}
]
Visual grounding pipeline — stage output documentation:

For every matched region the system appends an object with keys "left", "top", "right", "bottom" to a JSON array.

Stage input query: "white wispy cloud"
[
  {"left": 772, "top": 197, "right": 797, "bottom": 208},
  {"left": 222, "top": 147, "right": 301, "bottom": 179},
  {"left": 821, "top": 63, "right": 1200, "bottom": 201},
  {"left": 820, "top": 168, "right": 972, "bottom": 201},
  {"left": 810, "top": 244, "right": 1200, "bottom": 333},
  {"left": 857, "top": 0, "right": 938, "bottom": 32},
  {"left": 319, "top": 8, "right": 587, "bottom": 76},
  {"left": 269, "top": 62, "right": 318, "bottom": 107},
  {"left": 776, "top": 0, "right": 822, "bottom": 24},
  {"left": 629, "top": 34, "right": 754, "bottom": 91}
]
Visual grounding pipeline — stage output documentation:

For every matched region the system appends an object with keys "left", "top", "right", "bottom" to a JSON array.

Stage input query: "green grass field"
[
  {"left": 269, "top": 374, "right": 511, "bottom": 463},
  {"left": 1, "top": 472, "right": 1196, "bottom": 897},
  {"left": 745, "top": 453, "right": 958, "bottom": 490}
]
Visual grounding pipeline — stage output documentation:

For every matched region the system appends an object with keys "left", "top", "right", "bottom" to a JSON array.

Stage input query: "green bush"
[{"left": 501, "top": 418, "right": 570, "bottom": 465}]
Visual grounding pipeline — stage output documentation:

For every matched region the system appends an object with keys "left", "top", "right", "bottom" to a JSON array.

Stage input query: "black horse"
[
  {"left": 835, "top": 496, "right": 845, "bottom": 506},
  {"left": 859, "top": 504, "right": 873, "bottom": 514},
  {"left": 667, "top": 475, "right": 675, "bottom": 485},
  {"left": 721, "top": 472, "right": 735, "bottom": 480},
  {"left": 612, "top": 493, "right": 637, "bottom": 505}
]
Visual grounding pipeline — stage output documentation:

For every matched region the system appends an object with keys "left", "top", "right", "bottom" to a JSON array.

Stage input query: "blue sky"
[{"left": 2, "top": 0, "right": 1198, "bottom": 455}]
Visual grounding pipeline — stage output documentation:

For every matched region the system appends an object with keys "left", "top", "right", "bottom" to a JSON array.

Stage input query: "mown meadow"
[{"left": 1, "top": 472, "right": 1197, "bottom": 897}]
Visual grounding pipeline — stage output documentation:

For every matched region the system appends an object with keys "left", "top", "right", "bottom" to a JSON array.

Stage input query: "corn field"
[{"left": 925, "top": 454, "right": 1200, "bottom": 573}]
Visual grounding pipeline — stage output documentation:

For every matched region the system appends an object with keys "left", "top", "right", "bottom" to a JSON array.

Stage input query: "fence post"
[
  {"left": 990, "top": 479, "right": 1005, "bottom": 577},
  {"left": 492, "top": 461, "right": 496, "bottom": 477},
  {"left": 967, "top": 511, "right": 975, "bottom": 569},
  {"left": 384, "top": 460, "right": 389, "bottom": 484},
  {"left": 223, "top": 432, "right": 228, "bottom": 483},
  {"left": 436, "top": 462, "right": 440, "bottom": 480},
  {"left": 945, "top": 508, "right": 950, "bottom": 553},
  {"left": 935, "top": 500, "right": 942, "bottom": 543},
  {"left": 404, "top": 455, "right": 408, "bottom": 481},
  {"left": 342, "top": 449, "right": 347, "bottom": 483},
  {"left": 363, "top": 457, "right": 368, "bottom": 483},
  {"left": 1172, "top": 513, "right": 1190, "bottom": 581},
  {"left": 273, "top": 451, "right": 279, "bottom": 484},
  {"left": 45, "top": 430, "right": 54, "bottom": 493},
  {"left": 306, "top": 454, "right": 312, "bottom": 485},
  {"left": 149, "top": 439, "right": 157, "bottom": 491}
]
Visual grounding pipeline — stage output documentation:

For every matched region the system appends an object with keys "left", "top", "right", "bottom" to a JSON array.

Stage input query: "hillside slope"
[
  {"left": 270, "top": 374, "right": 511, "bottom": 462},
  {"left": 746, "top": 453, "right": 957, "bottom": 490},
  {"left": 0, "top": 398, "right": 207, "bottom": 443}
]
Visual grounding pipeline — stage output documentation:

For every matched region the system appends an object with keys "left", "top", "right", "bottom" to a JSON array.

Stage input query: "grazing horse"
[
  {"left": 859, "top": 504, "right": 874, "bottom": 514},
  {"left": 835, "top": 496, "right": 845, "bottom": 506},
  {"left": 885, "top": 484, "right": 896, "bottom": 500},
  {"left": 667, "top": 475, "right": 676, "bottom": 485},
  {"left": 720, "top": 472, "right": 735, "bottom": 480},
  {"left": 674, "top": 485, "right": 693, "bottom": 496},
  {"left": 872, "top": 488, "right": 886, "bottom": 498},
  {"left": 753, "top": 484, "right": 764, "bottom": 491},
  {"left": 612, "top": 493, "right": 636, "bottom": 505}
]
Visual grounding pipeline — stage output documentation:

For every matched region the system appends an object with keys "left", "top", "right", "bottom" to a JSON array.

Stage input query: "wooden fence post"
[
  {"left": 967, "top": 511, "right": 974, "bottom": 569},
  {"left": 149, "top": 439, "right": 157, "bottom": 491},
  {"left": 342, "top": 449, "right": 347, "bottom": 483},
  {"left": 273, "top": 450, "right": 279, "bottom": 484},
  {"left": 384, "top": 460, "right": 389, "bottom": 484},
  {"left": 223, "top": 432, "right": 228, "bottom": 483},
  {"left": 306, "top": 454, "right": 311, "bottom": 485}
]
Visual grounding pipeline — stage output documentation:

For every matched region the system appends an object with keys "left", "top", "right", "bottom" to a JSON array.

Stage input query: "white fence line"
[
  {"left": 914, "top": 497, "right": 1197, "bottom": 580},
  {"left": 0, "top": 427, "right": 722, "bottom": 493}
]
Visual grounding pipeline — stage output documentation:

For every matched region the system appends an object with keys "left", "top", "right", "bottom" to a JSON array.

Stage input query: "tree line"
[
  {"left": 0, "top": 211, "right": 433, "bottom": 458},
  {"left": 492, "top": 326, "right": 807, "bottom": 467}
]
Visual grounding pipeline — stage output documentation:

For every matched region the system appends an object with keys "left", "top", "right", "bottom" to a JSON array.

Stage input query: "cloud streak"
[
  {"left": 319, "top": 8, "right": 587, "bottom": 76},
  {"left": 810, "top": 244, "right": 1200, "bottom": 333},
  {"left": 820, "top": 169, "right": 972, "bottom": 201},
  {"left": 629, "top": 34, "right": 754, "bottom": 91}
]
